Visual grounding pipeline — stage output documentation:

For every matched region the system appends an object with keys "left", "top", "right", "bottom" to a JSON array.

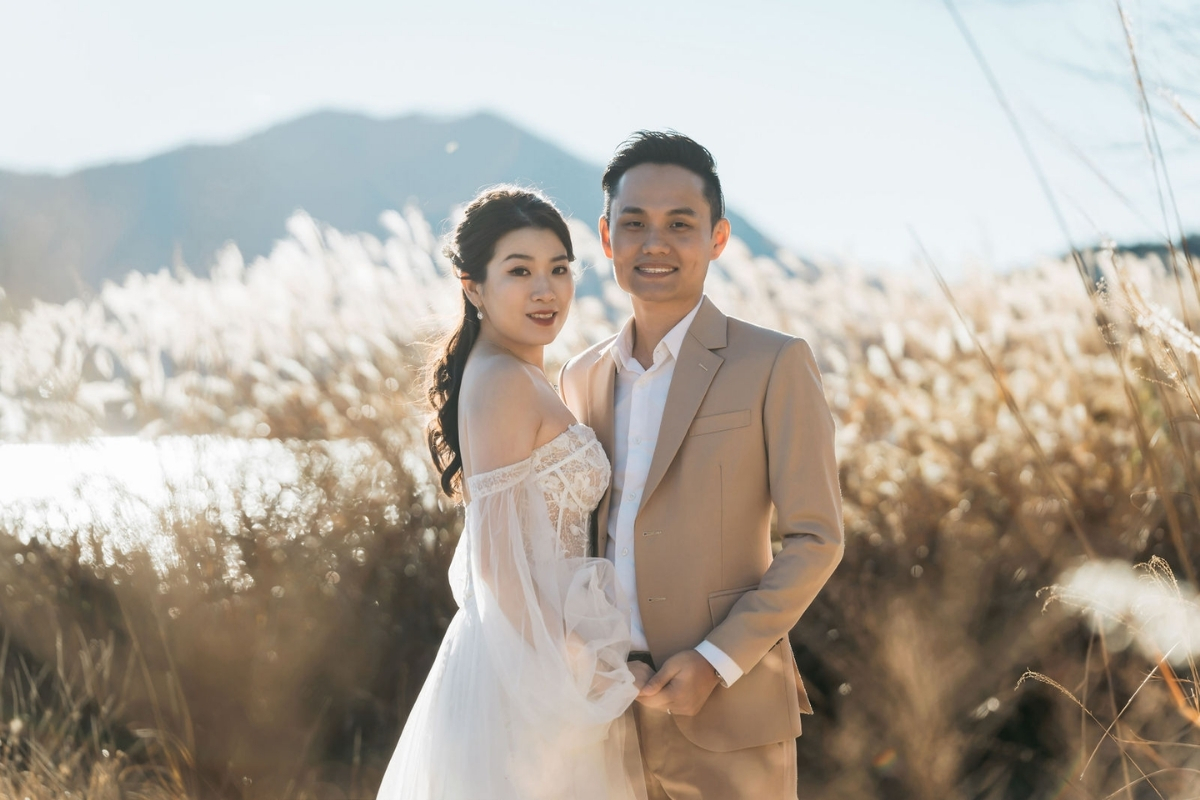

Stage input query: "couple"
[{"left": 377, "top": 132, "right": 844, "bottom": 799}]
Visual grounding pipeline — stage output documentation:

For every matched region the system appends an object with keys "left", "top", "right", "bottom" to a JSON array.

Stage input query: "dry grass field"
[{"left": 2, "top": 199, "right": 1200, "bottom": 799}]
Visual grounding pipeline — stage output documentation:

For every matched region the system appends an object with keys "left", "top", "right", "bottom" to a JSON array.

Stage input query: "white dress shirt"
[{"left": 605, "top": 297, "right": 745, "bottom": 686}]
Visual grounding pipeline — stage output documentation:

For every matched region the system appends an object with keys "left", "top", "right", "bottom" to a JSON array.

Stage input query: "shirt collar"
[{"left": 607, "top": 296, "right": 705, "bottom": 374}]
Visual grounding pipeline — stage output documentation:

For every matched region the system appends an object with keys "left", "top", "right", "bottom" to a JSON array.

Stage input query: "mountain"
[
  {"left": 0, "top": 110, "right": 779, "bottom": 306},
  {"left": 1119, "top": 235, "right": 1200, "bottom": 262}
]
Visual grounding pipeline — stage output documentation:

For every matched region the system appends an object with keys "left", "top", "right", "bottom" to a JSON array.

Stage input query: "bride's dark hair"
[{"left": 427, "top": 186, "right": 575, "bottom": 497}]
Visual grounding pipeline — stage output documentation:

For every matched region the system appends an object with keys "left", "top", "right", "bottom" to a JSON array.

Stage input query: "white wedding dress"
[{"left": 376, "top": 424, "right": 646, "bottom": 800}]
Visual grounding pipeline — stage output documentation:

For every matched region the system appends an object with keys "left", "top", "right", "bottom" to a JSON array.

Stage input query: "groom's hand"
[{"left": 636, "top": 649, "right": 721, "bottom": 716}]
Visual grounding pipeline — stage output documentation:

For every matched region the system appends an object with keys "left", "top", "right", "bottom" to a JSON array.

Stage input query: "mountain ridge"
[{"left": 0, "top": 110, "right": 779, "bottom": 306}]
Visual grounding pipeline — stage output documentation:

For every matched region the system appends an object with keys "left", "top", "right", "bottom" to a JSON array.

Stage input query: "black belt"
[{"left": 628, "top": 651, "right": 655, "bottom": 669}]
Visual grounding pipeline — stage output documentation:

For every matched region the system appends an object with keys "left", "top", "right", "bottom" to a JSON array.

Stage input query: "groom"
[{"left": 560, "top": 132, "right": 844, "bottom": 799}]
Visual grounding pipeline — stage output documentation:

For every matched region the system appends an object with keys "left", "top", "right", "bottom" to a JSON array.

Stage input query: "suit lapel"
[
  {"left": 642, "top": 299, "right": 728, "bottom": 505},
  {"left": 587, "top": 349, "right": 617, "bottom": 556}
]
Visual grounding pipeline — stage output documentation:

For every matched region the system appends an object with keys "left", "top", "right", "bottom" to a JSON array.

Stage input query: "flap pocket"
[
  {"left": 708, "top": 584, "right": 758, "bottom": 627},
  {"left": 689, "top": 409, "right": 751, "bottom": 437}
]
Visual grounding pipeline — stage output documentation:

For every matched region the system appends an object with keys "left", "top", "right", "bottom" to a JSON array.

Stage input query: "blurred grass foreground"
[{"left": 2, "top": 203, "right": 1200, "bottom": 799}]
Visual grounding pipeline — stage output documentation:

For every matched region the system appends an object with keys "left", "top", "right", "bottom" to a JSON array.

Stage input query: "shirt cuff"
[{"left": 694, "top": 640, "right": 744, "bottom": 687}]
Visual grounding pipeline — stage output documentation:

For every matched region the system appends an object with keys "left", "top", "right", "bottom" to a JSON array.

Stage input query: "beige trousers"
[{"left": 630, "top": 703, "right": 798, "bottom": 800}]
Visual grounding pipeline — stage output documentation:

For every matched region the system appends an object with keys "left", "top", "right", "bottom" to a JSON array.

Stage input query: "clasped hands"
[{"left": 627, "top": 649, "right": 721, "bottom": 717}]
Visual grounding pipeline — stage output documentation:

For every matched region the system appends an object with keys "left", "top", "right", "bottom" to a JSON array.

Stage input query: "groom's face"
[{"left": 601, "top": 163, "right": 729, "bottom": 314}]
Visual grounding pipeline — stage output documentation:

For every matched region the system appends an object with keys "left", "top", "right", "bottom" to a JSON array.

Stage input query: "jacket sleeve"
[
  {"left": 558, "top": 355, "right": 588, "bottom": 423},
  {"left": 705, "top": 337, "right": 845, "bottom": 673},
  {"left": 556, "top": 361, "right": 569, "bottom": 404}
]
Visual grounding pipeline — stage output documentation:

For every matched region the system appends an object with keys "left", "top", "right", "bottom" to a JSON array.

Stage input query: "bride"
[{"left": 376, "top": 187, "right": 649, "bottom": 799}]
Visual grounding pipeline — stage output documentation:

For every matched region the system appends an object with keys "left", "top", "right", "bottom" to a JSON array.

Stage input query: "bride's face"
[{"left": 465, "top": 227, "right": 574, "bottom": 353}]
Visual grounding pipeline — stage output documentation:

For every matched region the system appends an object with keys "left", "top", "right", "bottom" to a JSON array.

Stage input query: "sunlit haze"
[{"left": 2, "top": 0, "right": 1198, "bottom": 271}]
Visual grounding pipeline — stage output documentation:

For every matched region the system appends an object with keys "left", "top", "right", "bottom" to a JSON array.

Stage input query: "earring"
[{"left": 477, "top": 308, "right": 484, "bottom": 320}]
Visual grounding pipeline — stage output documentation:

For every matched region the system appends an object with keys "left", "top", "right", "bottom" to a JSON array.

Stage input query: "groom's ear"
[
  {"left": 709, "top": 218, "right": 731, "bottom": 261},
  {"left": 598, "top": 215, "right": 614, "bottom": 259}
]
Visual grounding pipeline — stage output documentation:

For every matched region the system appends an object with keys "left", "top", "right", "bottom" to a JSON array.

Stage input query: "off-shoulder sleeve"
[{"left": 465, "top": 468, "right": 637, "bottom": 720}]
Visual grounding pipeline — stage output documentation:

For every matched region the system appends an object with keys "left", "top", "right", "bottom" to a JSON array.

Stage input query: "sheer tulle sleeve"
[{"left": 378, "top": 459, "right": 645, "bottom": 800}]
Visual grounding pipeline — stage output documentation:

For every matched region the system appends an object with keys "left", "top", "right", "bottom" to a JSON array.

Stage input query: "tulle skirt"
[
  {"left": 375, "top": 468, "right": 645, "bottom": 800},
  {"left": 377, "top": 596, "right": 642, "bottom": 799}
]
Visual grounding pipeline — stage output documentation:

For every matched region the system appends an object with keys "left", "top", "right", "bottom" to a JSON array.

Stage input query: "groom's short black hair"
[{"left": 602, "top": 131, "right": 725, "bottom": 228}]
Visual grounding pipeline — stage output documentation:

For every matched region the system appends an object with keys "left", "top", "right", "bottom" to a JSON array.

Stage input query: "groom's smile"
[{"left": 634, "top": 262, "right": 679, "bottom": 276}]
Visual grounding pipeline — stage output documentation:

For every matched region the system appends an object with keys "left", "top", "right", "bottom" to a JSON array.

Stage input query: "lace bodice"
[{"left": 466, "top": 424, "right": 610, "bottom": 557}]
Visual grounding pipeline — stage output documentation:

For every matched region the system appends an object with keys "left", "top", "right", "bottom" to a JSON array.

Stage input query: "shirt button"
[
  {"left": 621, "top": 548, "right": 629, "bottom": 556},
  {"left": 633, "top": 435, "right": 643, "bottom": 445}
]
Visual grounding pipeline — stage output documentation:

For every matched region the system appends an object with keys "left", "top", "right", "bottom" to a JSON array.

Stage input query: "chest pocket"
[{"left": 688, "top": 409, "right": 752, "bottom": 437}]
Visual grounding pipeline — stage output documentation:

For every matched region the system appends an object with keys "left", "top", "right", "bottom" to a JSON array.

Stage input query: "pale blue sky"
[{"left": 2, "top": 0, "right": 1197, "bottom": 270}]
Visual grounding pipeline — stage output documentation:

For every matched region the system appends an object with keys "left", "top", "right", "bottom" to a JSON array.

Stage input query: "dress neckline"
[
  {"left": 533, "top": 422, "right": 587, "bottom": 456},
  {"left": 464, "top": 423, "right": 594, "bottom": 499}
]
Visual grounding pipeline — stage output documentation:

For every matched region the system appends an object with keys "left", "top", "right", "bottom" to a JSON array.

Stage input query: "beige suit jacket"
[{"left": 560, "top": 297, "right": 844, "bottom": 753}]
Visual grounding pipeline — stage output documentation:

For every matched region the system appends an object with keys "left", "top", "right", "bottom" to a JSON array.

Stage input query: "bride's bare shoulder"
[
  {"left": 460, "top": 352, "right": 543, "bottom": 474},
  {"left": 461, "top": 351, "right": 543, "bottom": 415}
]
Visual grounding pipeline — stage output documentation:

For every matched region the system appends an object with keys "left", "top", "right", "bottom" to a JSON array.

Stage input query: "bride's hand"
[
  {"left": 627, "top": 661, "right": 655, "bottom": 691},
  {"left": 634, "top": 649, "right": 721, "bottom": 715}
]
